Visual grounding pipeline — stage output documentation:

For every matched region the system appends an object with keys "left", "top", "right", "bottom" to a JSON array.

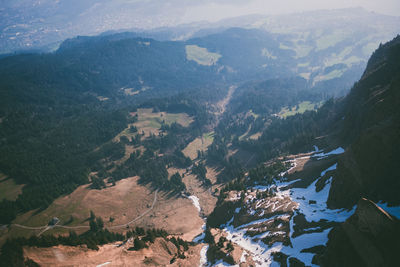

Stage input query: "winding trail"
[{"left": 7, "top": 189, "right": 158, "bottom": 233}]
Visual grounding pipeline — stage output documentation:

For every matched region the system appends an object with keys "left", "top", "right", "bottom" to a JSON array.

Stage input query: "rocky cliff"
[
  {"left": 327, "top": 35, "right": 400, "bottom": 208},
  {"left": 318, "top": 198, "right": 400, "bottom": 267}
]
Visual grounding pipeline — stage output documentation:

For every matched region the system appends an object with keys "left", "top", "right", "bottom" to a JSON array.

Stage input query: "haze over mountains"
[
  {"left": 0, "top": 3, "right": 399, "bottom": 267},
  {"left": 1, "top": 3, "right": 400, "bottom": 56}
]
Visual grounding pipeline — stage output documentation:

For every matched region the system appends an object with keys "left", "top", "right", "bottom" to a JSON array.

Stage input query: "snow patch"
[
  {"left": 240, "top": 251, "right": 248, "bottom": 263},
  {"left": 289, "top": 164, "right": 354, "bottom": 222},
  {"left": 213, "top": 259, "right": 237, "bottom": 266},
  {"left": 377, "top": 202, "right": 400, "bottom": 219},
  {"left": 193, "top": 223, "right": 206, "bottom": 243},
  {"left": 313, "top": 147, "right": 345, "bottom": 160},
  {"left": 96, "top": 262, "right": 111, "bottom": 267},
  {"left": 320, "top": 163, "right": 337, "bottom": 176},
  {"left": 313, "top": 145, "right": 321, "bottom": 152},
  {"left": 224, "top": 222, "right": 282, "bottom": 266},
  {"left": 199, "top": 244, "right": 209, "bottom": 267},
  {"left": 188, "top": 195, "right": 201, "bottom": 213},
  {"left": 280, "top": 228, "right": 332, "bottom": 266}
]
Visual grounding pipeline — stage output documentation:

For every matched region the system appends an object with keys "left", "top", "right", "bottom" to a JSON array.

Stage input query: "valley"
[{"left": 0, "top": 6, "right": 400, "bottom": 267}]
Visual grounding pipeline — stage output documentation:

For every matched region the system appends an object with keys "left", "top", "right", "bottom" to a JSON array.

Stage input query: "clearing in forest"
[
  {"left": 182, "top": 132, "right": 214, "bottom": 160},
  {"left": 277, "top": 101, "right": 323, "bottom": 118},
  {"left": 0, "top": 175, "right": 23, "bottom": 201},
  {"left": 185, "top": 45, "right": 221, "bottom": 66},
  {"left": 4, "top": 177, "right": 203, "bottom": 243},
  {"left": 133, "top": 108, "right": 193, "bottom": 137}
]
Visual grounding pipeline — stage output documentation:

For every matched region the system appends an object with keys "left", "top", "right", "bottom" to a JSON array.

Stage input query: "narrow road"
[{"left": 8, "top": 189, "right": 158, "bottom": 233}]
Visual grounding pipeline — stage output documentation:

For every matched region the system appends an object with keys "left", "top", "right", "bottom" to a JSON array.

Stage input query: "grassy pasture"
[
  {"left": 114, "top": 108, "right": 194, "bottom": 140},
  {"left": 185, "top": 45, "right": 221, "bottom": 66},
  {"left": 182, "top": 132, "right": 214, "bottom": 160},
  {"left": 278, "top": 101, "right": 323, "bottom": 118}
]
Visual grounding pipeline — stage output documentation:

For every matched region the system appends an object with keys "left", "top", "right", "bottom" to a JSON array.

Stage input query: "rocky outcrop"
[{"left": 317, "top": 198, "right": 400, "bottom": 267}]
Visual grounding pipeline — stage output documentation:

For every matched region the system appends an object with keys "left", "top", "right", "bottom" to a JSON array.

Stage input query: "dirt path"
[
  {"left": 8, "top": 189, "right": 159, "bottom": 233},
  {"left": 108, "top": 189, "right": 158, "bottom": 229},
  {"left": 10, "top": 224, "right": 47, "bottom": 230}
]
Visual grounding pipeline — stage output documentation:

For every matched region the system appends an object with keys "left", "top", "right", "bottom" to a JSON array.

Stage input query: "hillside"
[
  {"left": 328, "top": 35, "right": 400, "bottom": 208},
  {"left": 318, "top": 198, "right": 400, "bottom": 267}
]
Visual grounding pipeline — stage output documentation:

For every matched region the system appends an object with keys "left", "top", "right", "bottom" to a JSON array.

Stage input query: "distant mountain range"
[{"left": 1, "top": 6, "right": 399, "bottom": 57}]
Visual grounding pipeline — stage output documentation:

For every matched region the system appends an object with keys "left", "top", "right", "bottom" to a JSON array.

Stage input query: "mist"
[
  {"left": 1, "top": 0, "right": 399, "bottom": 54},
  {"left": 180, "top": 0, "right": 400, "bottom": 22}
]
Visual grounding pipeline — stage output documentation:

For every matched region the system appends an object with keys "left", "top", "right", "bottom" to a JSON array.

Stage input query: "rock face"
[
  {"left": 318, "top": 198, "right": 400, "bottom": 267},
  {"left": 327, "top": 35, "right": 400, "bottom": 209}
]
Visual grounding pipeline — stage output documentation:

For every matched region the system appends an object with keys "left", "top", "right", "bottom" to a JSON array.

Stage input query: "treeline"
[
  {"left": 0, "top": 213, "right": 124, "bottom": 266},
  {"left": 0, "top": 108, "right": 127, "bottom": 224}
]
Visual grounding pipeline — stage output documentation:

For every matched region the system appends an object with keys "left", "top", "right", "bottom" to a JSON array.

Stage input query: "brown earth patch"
[
  {"left": 182, "top": 137, "right": 213, "bottom": 160},
  {"left": 137, "top": 190, "right": 203, "bottom": 242},
  {"left": 24, "top": 237, "right": 203, "bottom": 267},
  {"left": 6, "top": 177, "right": 203, "bottom": 243}
]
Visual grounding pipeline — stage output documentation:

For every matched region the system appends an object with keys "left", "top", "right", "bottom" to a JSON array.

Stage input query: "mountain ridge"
[{"left": 327, "top": 35, "right": 400, "bottom": 208}]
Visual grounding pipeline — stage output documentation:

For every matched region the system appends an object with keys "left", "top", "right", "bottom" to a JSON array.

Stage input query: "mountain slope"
[
  {"left": 0, "top": 35, "right": 221, "bottom": 108},
  {"left": 328, "top": 35, "right": 400, "bottom": 208},
  {"left": 0, "top": 34, "right": 223, "bottom": 225},
  {"left": 318, "top": 198, "right": 400, "bottom": 267}
]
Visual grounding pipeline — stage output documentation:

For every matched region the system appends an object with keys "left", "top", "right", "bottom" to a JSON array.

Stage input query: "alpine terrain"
[{"left": 0, "top": 3, "right": 399, "bottom": 267}]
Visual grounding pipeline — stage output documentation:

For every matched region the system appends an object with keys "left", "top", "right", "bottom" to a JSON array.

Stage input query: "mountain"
[
  {"left": 328, "top": 35, "right": 400, "bottom": 208},
  {"left": 0, "top": 35, "right": 221, "bottom": 107},
  {"left": 195, "top": 34, "right": 400, "bottom": 266},
  {"left": 318, "top": 198, "right": 400, "bottom": 266},
  {"left": 3, "top": 7, "right": 400, "bottom": 97},
  {"left": 0, "top": 0, "right": 188, "bottom": 54},
  {"left": 0, "top": 33, "right": 223, "bottom": 225},
  {"left": 187, "top": 28, "right": 295, "bottom": 81}
]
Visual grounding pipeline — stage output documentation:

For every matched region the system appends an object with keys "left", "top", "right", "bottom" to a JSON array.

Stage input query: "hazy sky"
[{"left": 180, "top": 0, "right": 400, "bottom": 22}]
